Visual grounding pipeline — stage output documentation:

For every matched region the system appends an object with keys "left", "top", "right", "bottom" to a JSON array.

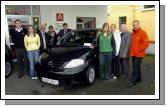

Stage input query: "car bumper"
[{"left": 35, "top": 63, "right": 89, "bottom": 84}]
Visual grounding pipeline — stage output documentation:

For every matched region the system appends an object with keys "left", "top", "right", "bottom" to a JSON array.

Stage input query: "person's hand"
[
  {"left": 89, "top": 46, "right": 94, "bottom": 49},
  {"left": 53, "top": 32, "right": 56, "bottom": 36},
  {"left": 123, "top": 54, "right": 126, "bottom": 58}
]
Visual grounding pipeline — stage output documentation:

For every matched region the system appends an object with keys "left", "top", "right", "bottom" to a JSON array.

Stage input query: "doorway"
[{"left": 119, "top": 16, "right": 126, "bottom": 30}]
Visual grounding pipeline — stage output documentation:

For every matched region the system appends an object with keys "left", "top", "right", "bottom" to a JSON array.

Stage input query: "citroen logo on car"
[{"left": 48, "top": 61, "right": 54, "bottom": 67}]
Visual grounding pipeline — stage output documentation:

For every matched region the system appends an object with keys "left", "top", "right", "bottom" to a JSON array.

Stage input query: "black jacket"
[
  {"left": 37, "top": 30, "right": 48, "bottom": 52},
  {"left": 57, "top": 29, "right": 71, "bottom": 39},
  {"left": 46, "top": 31, "right": 58, "bottom": 48}
]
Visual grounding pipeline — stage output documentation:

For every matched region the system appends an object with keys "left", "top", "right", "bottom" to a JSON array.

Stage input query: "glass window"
[
  {"left": 32, "top": 5, "right": 40, "bottom": 15},
  {"left": 144, "top": 5, "right": 155, "bottom": 9},
  {"left": 5, "top": 5, "right": 40, "bottom": 15},
  {"left": 59, "top": 30, "right": 97, "bottom": 47},
  {"left": 6, "top": 5, "right": 31, "bottom": 15},
  {"left": 76, "top": 17, "right": 96, "bottom": 29}
]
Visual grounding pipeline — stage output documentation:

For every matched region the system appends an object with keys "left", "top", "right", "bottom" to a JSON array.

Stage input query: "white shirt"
[
  {"left": 112, "top": 31, "right": 121, "bottom": 56},
  {"left": 15, "top": 27, "right": 23, "bottom": 32},
  {"left": 41, "top": 31, "right": 47, "bottom": 49}
]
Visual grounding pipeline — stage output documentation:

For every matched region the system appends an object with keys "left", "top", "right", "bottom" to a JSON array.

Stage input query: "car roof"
[{"left": 71, "top": 28, "right": 101, "bottom": 32}]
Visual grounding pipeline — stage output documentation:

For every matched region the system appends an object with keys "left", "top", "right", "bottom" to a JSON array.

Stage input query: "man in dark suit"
[
  {"left": 37, "top": 24, "right": 48, "bottom": 53},
  {"left": 57, "top": 23, "right": 71, "bottom": 39}
]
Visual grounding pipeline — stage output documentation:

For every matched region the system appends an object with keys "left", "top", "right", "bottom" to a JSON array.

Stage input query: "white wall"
[
  {"left": 40, "top": 5, "right": 107, "bottom": 33},
  {"left": 145, "top": 43, "right": 155, "bottom": 55}
]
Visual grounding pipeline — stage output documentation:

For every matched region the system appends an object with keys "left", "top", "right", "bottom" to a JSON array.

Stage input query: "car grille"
[{"left": 47, "top": 59, "right": 68, "bottom": 72}]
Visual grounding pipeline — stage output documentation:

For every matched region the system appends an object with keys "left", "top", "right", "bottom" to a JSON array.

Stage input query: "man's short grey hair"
[
  {"left": 40, "top": 24, "right": 46, "bottom": 28},
  {"left": 121, "top": 24, "right": 127, "bottom": 27}
]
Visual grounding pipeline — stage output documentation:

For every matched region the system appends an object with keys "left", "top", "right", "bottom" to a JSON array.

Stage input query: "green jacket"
[{"left": 95, "top": 32, "right": 116, "bottom": 55}]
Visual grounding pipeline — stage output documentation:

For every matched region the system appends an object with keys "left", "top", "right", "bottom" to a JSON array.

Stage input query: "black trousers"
[
  {"left": 120, "top": 58, "right": 129, "bottom": 77},
  {"left": 15, "top": 48, "right": 29, "bottom": 75},
  {"left": 112, "top": 55, "right": 120, "bottom": 77},
  {"left": 129, "top": 57, "right": 142, "bottom": 84}
]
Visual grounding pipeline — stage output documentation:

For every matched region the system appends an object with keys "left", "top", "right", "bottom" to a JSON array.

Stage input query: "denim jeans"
[
  {"left": 99, "top": 52, "right": 112, "bottom": 80},
  {"left": 27, "top": 50, "right": 40, "bottom": 77},
  {"left": 129, "top": 57, "right": 142, "bottom": 84}
]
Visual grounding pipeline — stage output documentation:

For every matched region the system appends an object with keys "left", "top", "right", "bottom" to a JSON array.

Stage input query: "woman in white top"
[{"left": 110, "top": 24, "right": 121, "bottom": 78}]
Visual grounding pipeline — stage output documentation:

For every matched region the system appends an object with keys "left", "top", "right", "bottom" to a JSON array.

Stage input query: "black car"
[
  {"left": 5, "top": 44, "right": 13, "bottom": 78},
  {"left": 35, "top": 29, "right": 101, "bottom": 86}
]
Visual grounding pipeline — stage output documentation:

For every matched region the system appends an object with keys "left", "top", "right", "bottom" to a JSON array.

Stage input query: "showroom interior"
[{"left": 4, "top": 5, "right": 156, "bottom": 95}]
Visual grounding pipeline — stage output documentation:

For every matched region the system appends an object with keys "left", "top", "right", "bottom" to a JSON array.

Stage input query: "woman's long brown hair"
[
  {"left": 102, "top": 23, "right": 110, "bottom": 34},
  {"left": 27, "top": 25, "right": 36, "bottom": 37}
]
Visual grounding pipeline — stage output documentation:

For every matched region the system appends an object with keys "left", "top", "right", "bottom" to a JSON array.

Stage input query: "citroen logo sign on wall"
[{"left": 56, "top": 13, "right": 64, "bottom": 21}]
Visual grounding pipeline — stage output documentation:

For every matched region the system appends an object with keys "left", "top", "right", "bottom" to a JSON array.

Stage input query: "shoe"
[
  {"left": 31, "top": 77, "right": 35, "bottom": 79},
  {"left": 120, "top": 75, "right": 126, "bottom": 78},
  {"left": 18, "top": 74, "right": 25, "bottom": 78},
  {"left": 113, "top": 76, "right": 117, "bottom": 79},
  {"left": 127, "top": 82, "right": 134, "bottom": 87},
  {"left": 100, "top": 77, "right": 105, "bottom": 80},
  {"left": 32, "top": 77, "right": 38, "bottom": 80},
  {"left": 137, "top": 79, "right": 141, "bottom": 82},
  {"left": 107, "top": 78, "right": 115, "bottom": 82},
  {"left": 121, "top": 75, "right": 128, "bottom": 78},
  {"left": 34, "top": 77, "right": 38, "bottom": 79}
]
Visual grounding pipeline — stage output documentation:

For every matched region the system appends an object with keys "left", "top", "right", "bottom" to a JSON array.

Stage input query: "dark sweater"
[{"left": 10, "top": 28, "right": 27, "bottom": 49}]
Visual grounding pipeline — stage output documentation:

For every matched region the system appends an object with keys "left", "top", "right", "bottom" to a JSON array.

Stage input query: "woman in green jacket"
[{"left": 94, "top": 23, "right": 116, "bottom": 80}]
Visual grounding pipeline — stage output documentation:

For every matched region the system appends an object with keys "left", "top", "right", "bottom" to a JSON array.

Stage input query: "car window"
[
  {"left": 59, "top": 30, "right": 97, "bottom": 47},
  {"left": 59, "top": 31, "right": 78, "bottom": 46},
  {"left": 84, "top": 31, "right": 96, "bottom": 43},
  {"left": 76, "top": 30, "right": 97, "bottom": 45}
]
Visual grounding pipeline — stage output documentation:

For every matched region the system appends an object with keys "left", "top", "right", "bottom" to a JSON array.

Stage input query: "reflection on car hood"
[{"left": 48, "top": 47, "right": 91, "bottom": 60}]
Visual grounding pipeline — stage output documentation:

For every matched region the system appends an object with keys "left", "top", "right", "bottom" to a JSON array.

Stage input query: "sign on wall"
[
  {"left": 54, "top": 23, "right": 63, "bottom": 32},
  {"left": 56, "top": 13, "right": 64, "bottom": 21}
]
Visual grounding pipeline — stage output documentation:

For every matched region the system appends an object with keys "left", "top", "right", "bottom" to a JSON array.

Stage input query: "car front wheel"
[
  {"left": 5, "top": 59, "right": 13, "bottom": 78},
  {"left": 85, "top": 65, "right": 95, "bottom": 85}
]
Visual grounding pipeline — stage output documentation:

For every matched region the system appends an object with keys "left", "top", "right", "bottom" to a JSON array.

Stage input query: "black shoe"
[
  {"left": 137, "top": 79, "right": 142, "bottom": 82},
  {"left": 18, "top": 74, "right": 24, "bottom": 78},
  {"left": 127, "top": 82, "right": 134, "bottom": 87},
  {"left": 120, "top": 75, "right": 125, "bottom": 78}
]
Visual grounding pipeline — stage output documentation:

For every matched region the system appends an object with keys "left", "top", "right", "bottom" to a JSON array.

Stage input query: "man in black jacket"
[
  {"left": 57, "top": 23, "right": 71, "bottom": 39},
  {"left": 10, "top": 19, "right": 28, "bottom": 78}
]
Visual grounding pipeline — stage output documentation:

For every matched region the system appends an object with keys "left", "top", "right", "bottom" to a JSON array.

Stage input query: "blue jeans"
[
  {"left": 99, "top": 52, "right": 112, "bottom": 80},
  {"left": 27, "top": 50, "right": 40, "bottom": 77}
]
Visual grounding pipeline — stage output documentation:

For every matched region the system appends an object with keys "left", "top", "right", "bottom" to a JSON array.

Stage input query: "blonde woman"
[{"left": 24, "top": 25, "right": 40, "bottom": 79}]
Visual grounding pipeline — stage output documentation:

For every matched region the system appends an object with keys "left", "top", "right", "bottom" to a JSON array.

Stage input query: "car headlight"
[{"left": 64, "top": 59, "right": 85, "bottom": 68}]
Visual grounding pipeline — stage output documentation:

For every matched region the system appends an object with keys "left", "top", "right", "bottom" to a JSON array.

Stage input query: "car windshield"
[{"left": 57, "top": 30, "right": 97, "bottom": 47}]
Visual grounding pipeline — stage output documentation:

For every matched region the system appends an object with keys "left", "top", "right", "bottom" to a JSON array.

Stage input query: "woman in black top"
[{"left": 47, "top": 25, "right": 57, "bottom": 48}]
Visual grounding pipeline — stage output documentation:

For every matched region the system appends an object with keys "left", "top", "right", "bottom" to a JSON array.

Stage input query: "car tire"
[
  {"left": 5, "top": 57, "right": 13, "bottom": 78},
  {"left": 85, "top": 65, "right": 96, "bottom": 85}
]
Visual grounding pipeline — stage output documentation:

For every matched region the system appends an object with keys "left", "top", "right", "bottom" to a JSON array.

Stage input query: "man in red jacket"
[{"left": 127, "top": 20, "right": 149, "bottom": 87}]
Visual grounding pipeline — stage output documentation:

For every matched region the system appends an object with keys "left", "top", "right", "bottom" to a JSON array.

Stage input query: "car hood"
[{"left": 48, "top": 46, "right": 91, "bottom": 60}]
